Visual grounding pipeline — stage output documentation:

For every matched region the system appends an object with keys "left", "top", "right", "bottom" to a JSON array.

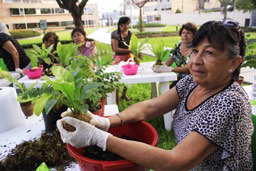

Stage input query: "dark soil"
[
  {"left": 1, "top": 130, "right": 74, "bottom": 171},
  {"left": 82, "top": 135, "right": 138, "bottom": 161}
]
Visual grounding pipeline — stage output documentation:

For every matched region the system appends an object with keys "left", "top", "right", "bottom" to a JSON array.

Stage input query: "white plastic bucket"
[{"left": 0, "top": 87, "right": 25, "bottom": 133}]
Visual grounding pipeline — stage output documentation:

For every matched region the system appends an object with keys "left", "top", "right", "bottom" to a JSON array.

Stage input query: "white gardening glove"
[
  {"left": 61, "top": 110, "right": 110, "bottom": 131},
  {"left": 57, "top": 117, "right": 111, "bottom": 150},
  {"left": 87, "top": 111, "right": 110, "bottom": 131},
  {"left": 15, "top": 68, "right": 24, "bottom": 75}
]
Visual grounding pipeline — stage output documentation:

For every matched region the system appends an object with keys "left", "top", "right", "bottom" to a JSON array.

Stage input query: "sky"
[{"left": 89, "top": 0, "right": 122, "bottom": 12}]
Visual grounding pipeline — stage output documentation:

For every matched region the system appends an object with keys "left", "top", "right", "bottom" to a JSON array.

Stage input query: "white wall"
[{"left": 161, "top": 10, "right": 252, "bottom": 26}]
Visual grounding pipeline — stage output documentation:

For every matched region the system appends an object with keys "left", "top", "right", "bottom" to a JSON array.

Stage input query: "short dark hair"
[
  {"left": 71, "top": 27, "right": 86, "bottom": 41},
  {"left": 191, "top": 20, "right": 246, "bottom": 80},
  {"left": 179, "top": 22, "right": 197, "bottom": 36},
  {"left": 42, "top": 32, "right": 59, "bottom": 51}
]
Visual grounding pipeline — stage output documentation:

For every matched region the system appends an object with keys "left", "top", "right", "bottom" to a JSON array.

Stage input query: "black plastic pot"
[{"left": 42, "top": 105, "right": 67, "bottom": 133}]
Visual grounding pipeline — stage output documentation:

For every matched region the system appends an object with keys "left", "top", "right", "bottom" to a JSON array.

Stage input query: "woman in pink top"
[{"left": 71, "top": 28, "right": 97, "bottom": 58}]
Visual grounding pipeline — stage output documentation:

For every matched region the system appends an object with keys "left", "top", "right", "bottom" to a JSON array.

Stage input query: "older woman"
[
  {"left": 57, "top": 20, "right": 253, "bottom": 170},
  {"left": 71, "top": 28, "right": 97, "bottom": 58},
  {"left": 166, "top": 22, "right": 197, "bottom": 87}
]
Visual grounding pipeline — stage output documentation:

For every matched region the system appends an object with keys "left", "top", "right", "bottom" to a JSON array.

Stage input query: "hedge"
[
  {"left": 241, "top": 27, "right": 256, "bottom": 32},
  {"left": 21, "top": 39, "right": 95, "bottom": 49},
  {"left": 10, "top": 30, "right": 41, "bottom": 39},
  {"left": 131, "top": 23, "right": 166, "bottom": 29},
  {"left": 135, "top": 31, "right": 178, "bottom": 38}
]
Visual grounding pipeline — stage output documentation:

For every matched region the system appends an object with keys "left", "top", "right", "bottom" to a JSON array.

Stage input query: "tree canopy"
[{"left": 235, "top": 0, "right": 256, "bottom": 12}]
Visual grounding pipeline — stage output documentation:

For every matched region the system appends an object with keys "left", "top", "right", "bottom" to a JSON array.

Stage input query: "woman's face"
[
  {"left": 188, "top": 38, "right": 235, "bottom": 87},
  {"left": 44, "top": 36, "right": 55, "bottom": 48},
  {"left": 180, "top": 29, "right": 194, "bottom": 44},
  {"left": 72, "top": 31, "right": 86, "bottom": 44},
  {"left": 119, "top": 21, "right": 130, "bottom": 32}
]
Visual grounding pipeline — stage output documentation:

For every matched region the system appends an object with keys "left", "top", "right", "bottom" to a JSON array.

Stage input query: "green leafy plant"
[
  {"left": 242, "top": 34, "right": 256, "bottom": 69},
  {"left": 151, "top": 41, "right": 171, "bottom": 65},
  {"left": 129, "top": 34, "right": 148, "bottom": 64},
  {"left": 55, "top": 42, "right": 80, "bottom": 68},
  {"left": 7, "top": 77, "right": 38, "bottom": 103},
  {"left": 28, "top": 44, "right": 54, "bottom": 68}
]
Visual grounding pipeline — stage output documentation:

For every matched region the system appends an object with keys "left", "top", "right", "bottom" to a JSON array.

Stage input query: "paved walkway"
[{"left": 88, "top": 28, "right": 256, "bottom": 84}]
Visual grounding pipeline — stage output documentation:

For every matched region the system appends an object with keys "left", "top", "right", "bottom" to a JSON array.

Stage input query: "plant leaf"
[{"left": 33, "top": 94, "right": 52, "bottom": 116}]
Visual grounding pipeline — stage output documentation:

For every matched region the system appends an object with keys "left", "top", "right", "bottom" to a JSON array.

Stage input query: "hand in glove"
[
  {"left": 87, "top": 111, "right": 110, "bottom": 131},
  {"left": 57, "top": 117, "right": 111, "bottom": 150},
  {"left": 15, "top": 68, "right": 24, "bottom": 75},
  {"left": 61, "top": 110, "right": 110, "bottom": 131}
]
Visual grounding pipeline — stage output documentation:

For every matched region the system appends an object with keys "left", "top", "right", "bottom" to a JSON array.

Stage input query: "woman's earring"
[{"left": 228, "top": 69, "right": 233, "bottom": 74}]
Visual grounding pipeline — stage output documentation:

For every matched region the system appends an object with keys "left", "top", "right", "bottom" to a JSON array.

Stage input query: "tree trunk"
[
  {"left": 139, "top": 8, "right": 143, "bottom": 32},
  {"left": 223, "top": 4, "right": 227, "bottom": 19},
  {"left": 71, "top": 12, "right": 84, "bottom": 29}
]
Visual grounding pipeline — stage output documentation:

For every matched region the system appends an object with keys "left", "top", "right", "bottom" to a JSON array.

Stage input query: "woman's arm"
[
  {"left": 2, "top": 40, "right": 19, "bottom": 69},
  {"left": 111, "top": 39, "right": 132, "bottom": 54},
  {"left": 172, "top": 64, "right": 189, "bottom": 73},
  {"left": 107, "top": 131, "right": 217, "bottom": 171},
  {"left": 165, "top": 57, "right": 173, "bottom": 66},
  {"left": 109, "top": 87, "right": 179, "bottom": 127}
]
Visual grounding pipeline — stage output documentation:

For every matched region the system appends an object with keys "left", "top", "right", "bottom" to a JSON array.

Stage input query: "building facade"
[
  {"left": 0, "top": 0, "right": 99, "bottom": 30},
  {"left": 123, "top": 0, "right": 221, "bottom": 24}
]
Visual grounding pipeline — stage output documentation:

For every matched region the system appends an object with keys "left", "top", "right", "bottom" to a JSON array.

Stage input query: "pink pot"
[{"left": 23, "top": 66, "right": 43, "bottom": 79}]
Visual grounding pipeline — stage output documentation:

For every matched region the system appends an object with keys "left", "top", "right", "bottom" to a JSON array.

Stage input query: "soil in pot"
[
  {"left": 1, "top": 130, "right": 74, "bottom": 171},
  {"left": 20, "top": 101, "right": 33, "bottom": 118},
  {"left": 82, "top": 135, "right": 138, "bottom": 161}
]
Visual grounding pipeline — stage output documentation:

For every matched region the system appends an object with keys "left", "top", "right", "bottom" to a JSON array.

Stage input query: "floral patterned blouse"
[
  {"left": 173, "top": 75, "right": 253, "bottom": 170},
  {"left": 169, "top": 42, "right": 189, "bottom": 80}
]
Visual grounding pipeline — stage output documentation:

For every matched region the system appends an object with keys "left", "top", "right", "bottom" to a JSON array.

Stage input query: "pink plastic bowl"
[
  {"left": 121, "top": 64, "right": 138, "bottom": 75},
  {"left": 23, "top": 67, "right": 43, "bottom": 79}
]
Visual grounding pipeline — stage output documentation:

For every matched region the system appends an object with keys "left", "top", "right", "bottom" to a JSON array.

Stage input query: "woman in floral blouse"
[{"left": 165, "top": 22, "right": 197, "bottom": 87}]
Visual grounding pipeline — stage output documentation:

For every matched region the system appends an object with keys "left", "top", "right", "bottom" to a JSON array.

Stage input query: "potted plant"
[
  {"left": 27, "top": 44, "right": 53, "bottom": 77},
  {"left": 128, "top": 34, "right": 148, "bottom": 65},
  {"left": 7, "top": 77, "right": 38, "bottom": 117},
  {"left": 151, "top": 41, "right": 171, "bottom": 73}
]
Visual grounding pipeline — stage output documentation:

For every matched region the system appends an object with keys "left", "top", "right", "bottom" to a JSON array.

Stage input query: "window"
[
  {"left": 55, "top": 8, "right": 64, "bottom": 14},
  {"left": 47, "top": 22, "right": 59, "bottom": 27},
  {"left": 204, "top": 0, "right": 209, "bottom": 2},
  {"left": 25, "top": 8, "right": 36, "bottom": 14},
  {"left": 10, "top": 8, "right": 20, "bottom": 15},
  {"left": 41, "top": 8, "right": 51, "bottom": 14},
  {"left": 14, "top": 23, "right": 27, "bottom": 29}
]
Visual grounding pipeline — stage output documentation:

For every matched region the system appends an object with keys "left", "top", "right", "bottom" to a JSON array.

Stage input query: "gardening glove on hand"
[
  {"left": 87, "top": 110, "right": 110, "bottom": 131},
  {"left": 15, "top": 68, "right": 24, "bottom": 75},
  {"left": 57, "top": 117, "right": 112, "bottom": 150}
]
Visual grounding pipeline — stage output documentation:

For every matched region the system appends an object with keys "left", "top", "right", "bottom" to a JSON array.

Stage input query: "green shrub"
[
  {"left": 132, "top": 23, "right": 166, "bottom": 29},
  {"left": 135, "top": 31, "right": 178, "bottom": 38},
  {"left": 241, "top": 27, "right": 256, "bottom": 32},
  {"left": 21, "top": 39, "right": 95, "bottom": 49},
  {"left": 10, "top": 30, "right": 41, "bottom": 39}
]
